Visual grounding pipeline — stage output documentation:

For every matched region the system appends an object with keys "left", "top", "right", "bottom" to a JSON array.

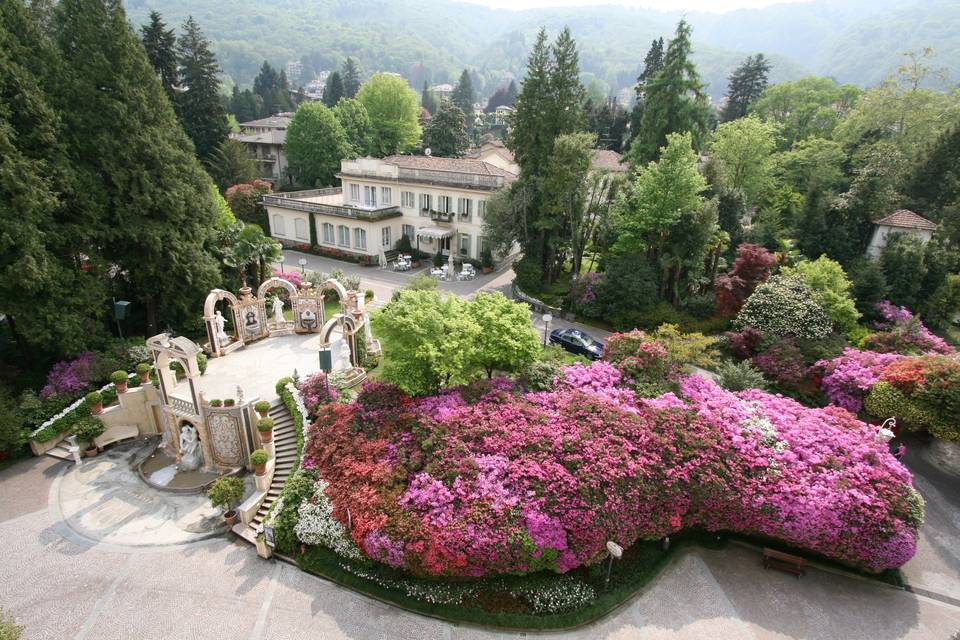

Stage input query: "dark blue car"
[{"left": 549, "top": 328, "right": 604, "bottom": 360}]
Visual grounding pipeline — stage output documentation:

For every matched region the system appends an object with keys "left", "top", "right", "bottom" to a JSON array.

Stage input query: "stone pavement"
[{"left": 2, "top": 444, "right": 959, "bottom": 639}]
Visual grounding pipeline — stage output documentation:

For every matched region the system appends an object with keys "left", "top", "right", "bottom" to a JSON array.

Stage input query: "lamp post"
[
  {"left": 298, "top": 257, "right": 307, "bottom": 275},
  {"left": 277, "top": 253, "right": 285, "bottom": 274},
  {"left": 542, "top": 313, "right": 552, "bottom": 347},
  {"left": 605, "top": 541, "right": 623, "bottom": 589}
]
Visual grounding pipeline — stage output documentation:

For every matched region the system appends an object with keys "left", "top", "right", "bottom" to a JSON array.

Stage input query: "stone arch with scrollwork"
[
  {"left": 203, "top": 289, "right": 244, "bottom": 357},
  {"left": 257, "top": 277, "right": 297, "bottom": 336},
  {"left": 318, "top": 312, "right": 364, "bottom": 369}
]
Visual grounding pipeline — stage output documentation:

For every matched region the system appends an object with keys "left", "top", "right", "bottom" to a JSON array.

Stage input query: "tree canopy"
[
  {"left": 357, "top": 73, "right": 422, "bottom": 156},
  {"left": 285, "top": 102, "right": 349, "bottom": 186},
  {"left": 422, "top": 100, "right": 469, "bottom": 157}
]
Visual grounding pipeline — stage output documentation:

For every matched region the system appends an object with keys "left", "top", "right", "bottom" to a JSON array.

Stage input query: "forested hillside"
[{"left": 125, "top": 0, "right": 959, "bottom": 100}]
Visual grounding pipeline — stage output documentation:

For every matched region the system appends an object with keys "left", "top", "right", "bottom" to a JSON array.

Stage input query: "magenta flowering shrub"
[
  {"left": 298, "top": 372, "right": 339, "bottom": 414},
  {"left": 272, "top": 269, "right": 308, "bottom": 290},
  {"left": 40, "top": 352, "right": 97, "bottom": 399},
  {"left": 865, "top": 301, "right": 955, "bottom": 355},
  {"left": 812, "top": 349, "right": 903, "bottom": 413},
  {"left": 302, "top": 370, "right": 921, "bottom": 578}
]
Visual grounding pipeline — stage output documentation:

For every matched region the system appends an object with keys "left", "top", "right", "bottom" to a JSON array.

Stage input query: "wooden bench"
[
  {"left": 762, "top": 547, "right": 806, "bottom": 578},
  {"left": 94, "top": 424, "right": 140, "bottom": 450}
]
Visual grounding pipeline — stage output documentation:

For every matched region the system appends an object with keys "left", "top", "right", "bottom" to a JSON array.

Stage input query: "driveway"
[{"left": 1, "top": 444, "right": 959, "bottom": 639}]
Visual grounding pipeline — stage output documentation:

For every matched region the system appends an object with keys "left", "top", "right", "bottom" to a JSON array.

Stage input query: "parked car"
[{"left": 549, "top": 328, "right": 604, "bottom": 360}]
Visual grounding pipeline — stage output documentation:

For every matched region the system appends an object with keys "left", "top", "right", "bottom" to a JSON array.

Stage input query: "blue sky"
[{"left": 461, "top": 0, "right": 806, "bottom": 12}]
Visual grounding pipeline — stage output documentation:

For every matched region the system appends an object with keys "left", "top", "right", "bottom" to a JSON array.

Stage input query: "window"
[
  {"left": 457, "top": 198, "right": 472, "bottom": 222},
  {"left": 458, "top": 233, "right": 471, "bottom": 257},
  {"left": 401, "top": 191, "right": 415, "bottom": 208},
  {"left": 350, "top": 184, "right": 360, "bottom": 202},
  {"left": 363, "top": 185, "right": 377, "bottom": 208},
  {"left": 381, "top": 187, "right": 392, "bottom": 206},
  {"left": 477, "top": 199, "right": 487, "bottom": 219},
  {"left": 381, "top": 226, "right": 392, "bottom": 248},
  {"left": 402, "top": 224, "right": 415, "bottom": 240},
  {"left": 272, "top": 215, "right": 286, "bottom": 236},
  {"left": 354, "top": 228, "right": 367, "bottom": 250},
  {"left": 338, "top": 225, "right": 350, "bottom": 247},
  {"left": 419, "top": 193, "right": 432, "bottom": 215},
  {"left": 478, "top": 236, "right": 489, "bottom": 258},
  {"left": 437, "top": 195, "right": 452, "bottom": 213},
  {"left": 323, "top": 223, "right": 334, "bottom": 244},
  {"left": 295, "top": 218, "right": 309, "bottom": 240}
]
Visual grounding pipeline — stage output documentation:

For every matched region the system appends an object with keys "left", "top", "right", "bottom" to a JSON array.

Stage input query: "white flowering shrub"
[
  {"left": 734, "top": 275, "right": 832, "bottom": 340},
  {"left": 295, "top": 480, "right": 364, "bottom": 560}
]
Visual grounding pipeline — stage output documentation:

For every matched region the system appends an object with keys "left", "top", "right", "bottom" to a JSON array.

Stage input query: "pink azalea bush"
[
  {"left": 865, "top": 301, "right": 955, "bottom": 355},
  {"left": 298, "top": 372, "right": 339, "bottom": 414},
  {"left": 812, "top": 348, "right": 903, "bottom": 413},
  {"left": 300, "top": 364, "right": 921, "bottom": 578},
  {"left": 40, "top": 352, "right": 97, "bottom": 399}
]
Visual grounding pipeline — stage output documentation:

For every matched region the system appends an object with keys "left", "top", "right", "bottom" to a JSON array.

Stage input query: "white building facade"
[
  {"left": 232, "top": 113, "right": 293, "bottom": 184},
  {"left": 263, "top": 155, "right": 517, "bottom": 265},
  {"left": 866, "top": 209, "right": 938, "bottom": 258}
]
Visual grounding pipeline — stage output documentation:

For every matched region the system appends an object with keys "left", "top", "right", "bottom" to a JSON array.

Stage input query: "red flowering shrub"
[
  {"left": 724, "top": 326, "right": 765, "bottom": 359},
  {"left": 603, "top": 330, "right": 679, "bottom": 397},
  {"left": 713, "top": 244, "right": 778, "bottom": 317},
  {"left": 298, "top": 366, "right": 921, "bottom": 578},
  {"left": 877, "top": 356, "right": 960, "bottom": 441}
]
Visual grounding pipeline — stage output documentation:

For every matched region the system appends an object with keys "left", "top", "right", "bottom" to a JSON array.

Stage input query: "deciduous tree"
[
  {"left": 357, "top": 73, "right": 421, "bottom": 156},
  {"left": 468, "top": 292, "right": 541, "bottom": 378},
  {"left": 284, "top": 102, "right": 349, "bottom": 186},
  {"left": 710, "top": 115, "right": 780, "bottom": 208},
  {"left": 422, "top": 100, "right": 469, "bottom": 157},
  {"left": 332, "top": 97, "right": 372, "bottom": 157}
]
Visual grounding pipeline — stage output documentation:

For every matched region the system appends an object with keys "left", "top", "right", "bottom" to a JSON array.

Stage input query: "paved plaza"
[{"left": 2, "top": 437, "right": 959, "bottom": 639}]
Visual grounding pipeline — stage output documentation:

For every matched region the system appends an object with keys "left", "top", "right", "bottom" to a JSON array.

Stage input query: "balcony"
[
  {"left": 262, "top": 188, "right": 403, "bottom": 222},
  {"left": 428, "top": 209, "right": 455, "bottom": 223}
]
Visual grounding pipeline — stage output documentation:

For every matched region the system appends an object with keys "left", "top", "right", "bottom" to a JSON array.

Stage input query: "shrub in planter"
[
  {"left": 135, "top": 363, "right": 151, "bottom": 383},
  {"left": 481, "top": 246, "right": 494, "bottom": 273},
  {"left": 73, "top": 417, "right": 105, "bottom": 454},
  {"left": 734, "top": 275, "right": 833, "bottom": 340},
  {"left": 250, "top": 449, "right": 269, "bottom": 474},
  {"left": 224, "top": 398, "right": 235, "bottom": 407},
  {"left": 254, "top": 400, "right": 271, "bottom": 418},
  {"left": 210, "top": 399, "right": 223, "bottom": 407},
  {"left": 257, "top": 417, "right": 274, "bottom": 443},
  {"left": 85, "top": 391, "right": 103, "bottom": 415},
  {"left": 364, "top": 289, "right": 375, "bottom": 302},
  {"left": 208, "top": 476, "right": 245, "bottom": 522},
  {"left": 110, "top": 370, "right": 129, "bottom": 392}
]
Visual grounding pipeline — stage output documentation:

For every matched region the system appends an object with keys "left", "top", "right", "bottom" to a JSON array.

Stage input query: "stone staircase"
[
  {"left": 233, "top": 399, "right": 299, "bottom": 544},
  {"left": 45, "top": 442, "right": 78, "bottom": 462}
]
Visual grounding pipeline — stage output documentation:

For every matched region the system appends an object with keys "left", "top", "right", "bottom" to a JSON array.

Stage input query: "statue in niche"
[
  {"left": 177, "top": 424, "right": 201, "bottom": 471},
  {"left": 214, "top": 310, "right": 229, "bottom": 347},
  {"left": 300, "top": 309, "right": 317, "bottom": 331},
  {"left": 272, "top": 296, "right": 285, "bottom": 324}
]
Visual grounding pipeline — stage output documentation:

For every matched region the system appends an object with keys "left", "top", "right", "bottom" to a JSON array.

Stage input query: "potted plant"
[
  {"left": 257, "top": 417, "right": 274, "bottom": 443},
  {"left": 135, "top": 363, "right": 151, "bottom": 384},
  {"left": 110, "top": 370, "right": 129, "bottom": 393},
  {"left": 250, "top": 449, "right": 269, "bottom": 475},
  {"left": 254, "top": 400, "right": 271, "bottom": 419},
  {"left": 73, "top": 417, "right": 105, "bottom": 457},
  {"left": 365, "top": 289, "right": 375, "bottom": 303},
  {"left": 224, "top": 398, "right": 235, "bottom": 407},
  {"left": 210, "top": 399, "right": 223, "bottom": 407},
  {"left": 208, "top": 476, "right": 245, "bottom": 526},
  {"left": 433, "top": 249, "right": 444, "bottom": 268},
  {"left": 85, "top": 391, "right": 103, "bottom": 415},
  {"left": 481, "top": 247, "right": 494, "bottom": 274}
]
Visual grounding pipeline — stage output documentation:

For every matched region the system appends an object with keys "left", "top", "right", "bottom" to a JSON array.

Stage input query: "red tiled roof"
[
  {"left": 874, "top": 209, "right": 937, "bottom": 231},
  {"left": 382, "top": 155, "right": 517, "bottom": 179},
  {"left": 592, "top": 149, "right": 627, "bottom": 172}
]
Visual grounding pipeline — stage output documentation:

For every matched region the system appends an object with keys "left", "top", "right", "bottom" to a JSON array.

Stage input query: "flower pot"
[
  {"left": 256, "top": 409, "right": 270, "bottom": 419},
  {"left": 84, "top": 445, "right": 98, "bottom": 458},
  {"left": 254, "top": 463, "right": 267, "bottom": 476},
  {"left": 115, "top": 381, "right": 128, "bottom": 394},
  {"left": 89, "top": 403, "right": 103, "bottom": 416},
  {"left": 223, "top": 510, "right": 238, "bottom": 526},
  {"left": 224, "top": 400, "right": 235, "bottom": 407},
  {"left": 259, "top": 429, "right": 273, "bottom": 444},
  {"left": 138, "top": 371, "right": 150, "bottom": 384},
  {"left": 482, "top": 266, "right": 493, "bottom": 274}
]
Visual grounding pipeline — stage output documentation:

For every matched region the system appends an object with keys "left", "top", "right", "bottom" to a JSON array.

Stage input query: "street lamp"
[
  {"left": 605, "top": 541, "right": 623, "bottom": 589},
  {"left": 277, "top": 253, "right": 285, "bottom": 274},
  {"left": 542, "top": 313, "right": 553, "bottom": 347},
  {"left": 298, "top": 257, "right": 307, "bottom": 275}
]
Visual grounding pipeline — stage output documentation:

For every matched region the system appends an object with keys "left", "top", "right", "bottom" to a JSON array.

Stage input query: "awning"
[{"left": 416, "top": 226, "right": 455, "bottom": 240}]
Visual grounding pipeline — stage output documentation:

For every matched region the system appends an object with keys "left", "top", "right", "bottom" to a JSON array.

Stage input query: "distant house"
[
  {"left": 430, "top": 83, "right": 454, "bottom": 100},
  {"left": 866, "top": 209, "right": 938, "bottom": 258},
  {"left": 263, "top": 155, "right": 518, "bottom": 265},
  {"left": 493, "top": 105, "right": 515, "bottom": 126},
  {"left": 231, "top": 113, "right": 293, "bottom": 184}
]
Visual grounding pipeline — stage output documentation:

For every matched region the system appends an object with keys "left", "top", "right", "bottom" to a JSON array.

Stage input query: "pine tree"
[
  {"left": 628, "top": 37, "right": 664, "bottom": 148},
  {"left": 720, "top": 54, "right": 771, "bottom": 122},
  {"left": 342, "top": 57, "right": 361, "bottom": 98},
  {"left": 549, "top": 27, "right": 586, "bottom": 137},
  {"left": 323, "top": 70, "right": 344, "bottom": 107},
  {"left": 631, "top": 21, "right": 709, "bottom": 165},
  {"left": 252, "top": 61, "right": 292, "bottom": 116},
  {"left": 422, "top": 100, "right": 469, "bottom": 157},
  {"left": 508, "top": 28, "right": 553, "bottom": 179},
  {"left": 451, "top": 69, "right": 474, "bottom": 118},
  {"left": 420, "top": 80, "right": 438, "bottom": 115},
  {"left": 140, "top": 10, "right": 178, "bottom": 104},
  {"left": 229, "top": 87, "right": 260, "bottom": 123},
  {"left": 175, "top": 16, "right": 228, "bottom": 159},
  {"left": 52, "top": 0, "right": 223, "bottom": 334},
  {"left": 0, "top": 0, "right": 108, "bottom": 355}
]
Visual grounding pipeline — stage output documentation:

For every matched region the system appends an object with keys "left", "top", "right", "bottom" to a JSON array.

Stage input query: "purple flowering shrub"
[
  {"left": 302, "top": 362, "right": 921, "bottom": 578},
  {"left": 299, "top": 372, "right": 339, "bottom": 415},
  {"left": 40, "top": 352, "right": 97, "bottom": 399},
  {"left": 864, "top": 301, "right": 955, "bottom": 355},
  {"left": 811, "top": 348, "right": 903, "bottom": 413}
]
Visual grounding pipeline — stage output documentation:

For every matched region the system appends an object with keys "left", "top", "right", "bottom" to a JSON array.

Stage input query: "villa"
[
  {"left": 264, "top": 155, "right": 518, "bottom": 264},
  {"left": 232, "top": 112, "right": 294, "bottom": 184}
]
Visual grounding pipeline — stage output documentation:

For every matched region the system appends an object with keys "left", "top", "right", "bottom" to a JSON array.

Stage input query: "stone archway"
[
  {"left": 257, "top": 277, "right": 298, "bottom": 335},
  {"left": 203, "top": 289, "right": 243, "bottom": 357},
  {"left": 319, "top": 313, "right": 362, "bottom": 369}
]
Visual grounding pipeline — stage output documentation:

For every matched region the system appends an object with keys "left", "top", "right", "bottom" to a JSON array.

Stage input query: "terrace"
[{"left": 262, "top": 188, "right": 403, "bottom": 222}]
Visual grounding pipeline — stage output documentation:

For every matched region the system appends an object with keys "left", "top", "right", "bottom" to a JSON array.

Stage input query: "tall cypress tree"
[
  {"left": 549, "top": 27, "right": 585, "bottom": 136},
  {"left": 140, "top": 10, "right": 178, "bottom": 104},
  {"left": 720, "top": 54, "right": 771, "bottom": 122},
  {"left": 451, "top": 69, "right": 474, "bottom": 118},
  {"left": 628, "top": 37, "right": 664, "bottom": 147},
  {"left": 631, "top": 21, "right": 709, "bottom": 165},
  {"left": 342, "top": 57, "right": 361, "bottom": 98},
  {"left": 0, "top": 0, "right": 107, "bottom": 355},
  {"left": 420, "top": 80, "right": 438, "bottom": 115},
  {"left": 52, "top": 0, "right": 222, "bottom": 334},
  {"left": 175, "top": 16, "right": 228, "bottom": 160},
  {"left": 323, "top": 70, "right": 344, "bottom": 107}
]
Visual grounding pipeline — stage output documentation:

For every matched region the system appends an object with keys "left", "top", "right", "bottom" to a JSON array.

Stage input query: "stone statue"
[
  {"left": 178, "top": 425, "right": 201, "bottom": 471},
  {"left": 214, "top": 310, "right": 229, "bottom": 347},
  {"left": 272, "top": 296, "right": 284, "bottom": 324}
]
